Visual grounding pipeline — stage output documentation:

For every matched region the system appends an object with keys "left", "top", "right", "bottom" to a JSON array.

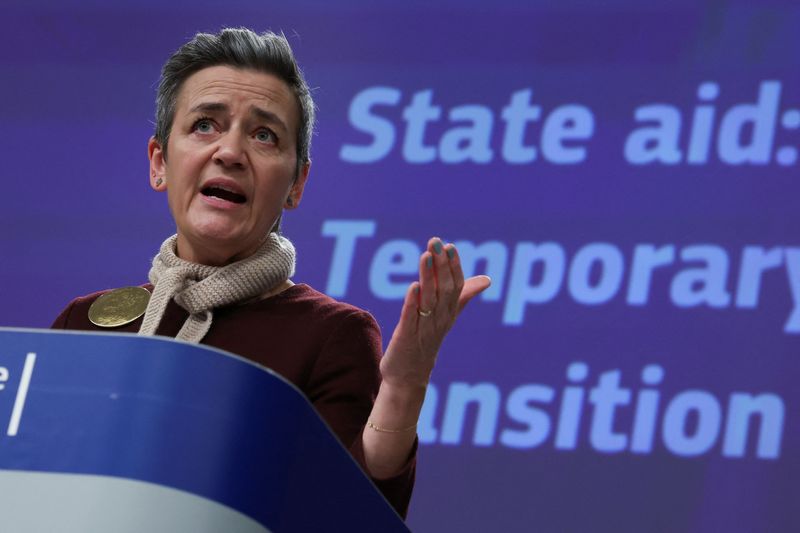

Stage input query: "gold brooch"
[{"left": 88, "top": 287, "right": 151, "bottom": 328}]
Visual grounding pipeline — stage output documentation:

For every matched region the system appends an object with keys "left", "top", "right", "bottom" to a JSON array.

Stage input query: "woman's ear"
[
  {"left": 148, "top": 136, "right": 167, "bottom": 191},
  {"left": 284, "top": 161, "right": 311, "bottom": 209}
]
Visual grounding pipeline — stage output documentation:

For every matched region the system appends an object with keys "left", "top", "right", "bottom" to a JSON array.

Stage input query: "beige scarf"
[{"left": 138, "top": 233, "right": 296, "bottom": 342}]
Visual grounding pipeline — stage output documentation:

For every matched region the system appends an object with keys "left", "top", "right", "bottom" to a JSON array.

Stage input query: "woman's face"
[{"left": 148, "top": 65, "right": 309, "bottom": 266}]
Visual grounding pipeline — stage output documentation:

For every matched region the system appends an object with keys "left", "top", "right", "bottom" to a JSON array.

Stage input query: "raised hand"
[
  {"left": 380, "top": 237, "right": 492, "bottom": 390},
  {"left": 363, "top": 237, "right": 490, "bottom": 479}
]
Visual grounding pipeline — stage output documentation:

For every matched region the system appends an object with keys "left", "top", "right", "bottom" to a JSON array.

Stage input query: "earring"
[
  {"left": 155, "top": 178, "right": 163, "bottom": 187},
  {"left": 286, "top": 197, "right": 293, "bottom": 207}
]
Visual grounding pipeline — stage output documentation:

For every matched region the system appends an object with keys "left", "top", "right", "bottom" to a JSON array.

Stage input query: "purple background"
[{"left": 2, "top": 1, "right": 798, "bottom": 531}]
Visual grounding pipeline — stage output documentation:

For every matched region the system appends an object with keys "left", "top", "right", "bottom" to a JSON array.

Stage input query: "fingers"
[
  {"left": 418, "top": 250, "right": 436, "bottom": 319},
  {"left": 396, "top": 281, "right": 421, "bottom": 335},
  {"left": 427, "top": 237, "right": 454, "bottom": 316},
  {"left": 418, "top": 237, "right": 492, "bottom": 321},
  {"left": 458, "top": 275, "right": 492, "bottom": 313},
  {"left": 444, "top": 243, "right": 465, "bottom": 314}
]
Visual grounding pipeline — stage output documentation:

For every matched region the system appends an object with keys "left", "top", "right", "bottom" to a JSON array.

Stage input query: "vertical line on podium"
[{"left": 7, "top": 352, "right": 36, "bottom": 437}]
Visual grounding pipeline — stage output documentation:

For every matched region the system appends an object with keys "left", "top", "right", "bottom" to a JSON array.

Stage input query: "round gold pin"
[{"left": 88, "top": 286, "right": 151, "bottom": 328}]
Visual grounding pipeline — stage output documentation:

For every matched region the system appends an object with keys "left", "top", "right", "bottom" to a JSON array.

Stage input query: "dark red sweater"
[{"left": 52, "top": 283, "right": 415, "bottom": 517}]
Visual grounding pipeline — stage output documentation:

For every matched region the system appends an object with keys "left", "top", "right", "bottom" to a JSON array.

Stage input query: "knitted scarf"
[{"left": 138, "top": 233, "right": 296, "bottom": 342}]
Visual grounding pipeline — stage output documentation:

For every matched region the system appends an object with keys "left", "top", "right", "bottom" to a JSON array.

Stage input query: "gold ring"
[{"left": 417, "top": 308, "right": 432, "bottom": 317}]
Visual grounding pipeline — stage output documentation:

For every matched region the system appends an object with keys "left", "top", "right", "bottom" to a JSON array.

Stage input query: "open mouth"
[{"left": 201, "top": 186, "right": 246, "bottom": 204}]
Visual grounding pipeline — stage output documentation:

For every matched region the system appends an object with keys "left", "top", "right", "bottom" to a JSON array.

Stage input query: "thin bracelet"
[{"left": 366, "top": 420, "right": 418, "bottom": 433}]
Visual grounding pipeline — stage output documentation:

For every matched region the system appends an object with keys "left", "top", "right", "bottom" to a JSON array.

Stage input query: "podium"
[{"left": 0, "top": 328, "right": 409, "bottom": 532}]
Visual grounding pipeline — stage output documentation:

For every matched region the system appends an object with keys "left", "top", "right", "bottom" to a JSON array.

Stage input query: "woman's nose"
[{"left": 212, "top": 133, "right": 247, "bottom": 169}]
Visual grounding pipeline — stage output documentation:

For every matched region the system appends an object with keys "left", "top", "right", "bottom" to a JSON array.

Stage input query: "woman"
[{"left": 52, "top": 28, "right": 490, "bottom": 518}]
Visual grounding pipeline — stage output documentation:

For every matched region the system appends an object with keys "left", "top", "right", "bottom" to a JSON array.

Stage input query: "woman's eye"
[
  {"left": 255, "top": 129, "right": 276, "bottom": 144},
  {"left": 193, "top": 119, "right": 214, "bottom": 133}
]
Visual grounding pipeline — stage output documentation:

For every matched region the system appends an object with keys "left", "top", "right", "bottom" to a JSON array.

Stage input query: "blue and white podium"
[{"left": 0, "top": 328, "right": 409, "bottom": 532}]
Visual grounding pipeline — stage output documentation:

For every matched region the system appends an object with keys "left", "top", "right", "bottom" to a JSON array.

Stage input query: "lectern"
[{"left": 0, "top": 328, "right": 409, "bottom": 532}]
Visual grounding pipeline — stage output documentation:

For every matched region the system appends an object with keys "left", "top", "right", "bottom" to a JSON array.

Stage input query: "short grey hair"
[{"left": 154, "top": 28, "right": 315, "bottom": 172}]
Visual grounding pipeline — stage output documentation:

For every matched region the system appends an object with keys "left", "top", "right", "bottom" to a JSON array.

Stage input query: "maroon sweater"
[{"left": 52, "top": 283, "right": 415, "bottom": 517}]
